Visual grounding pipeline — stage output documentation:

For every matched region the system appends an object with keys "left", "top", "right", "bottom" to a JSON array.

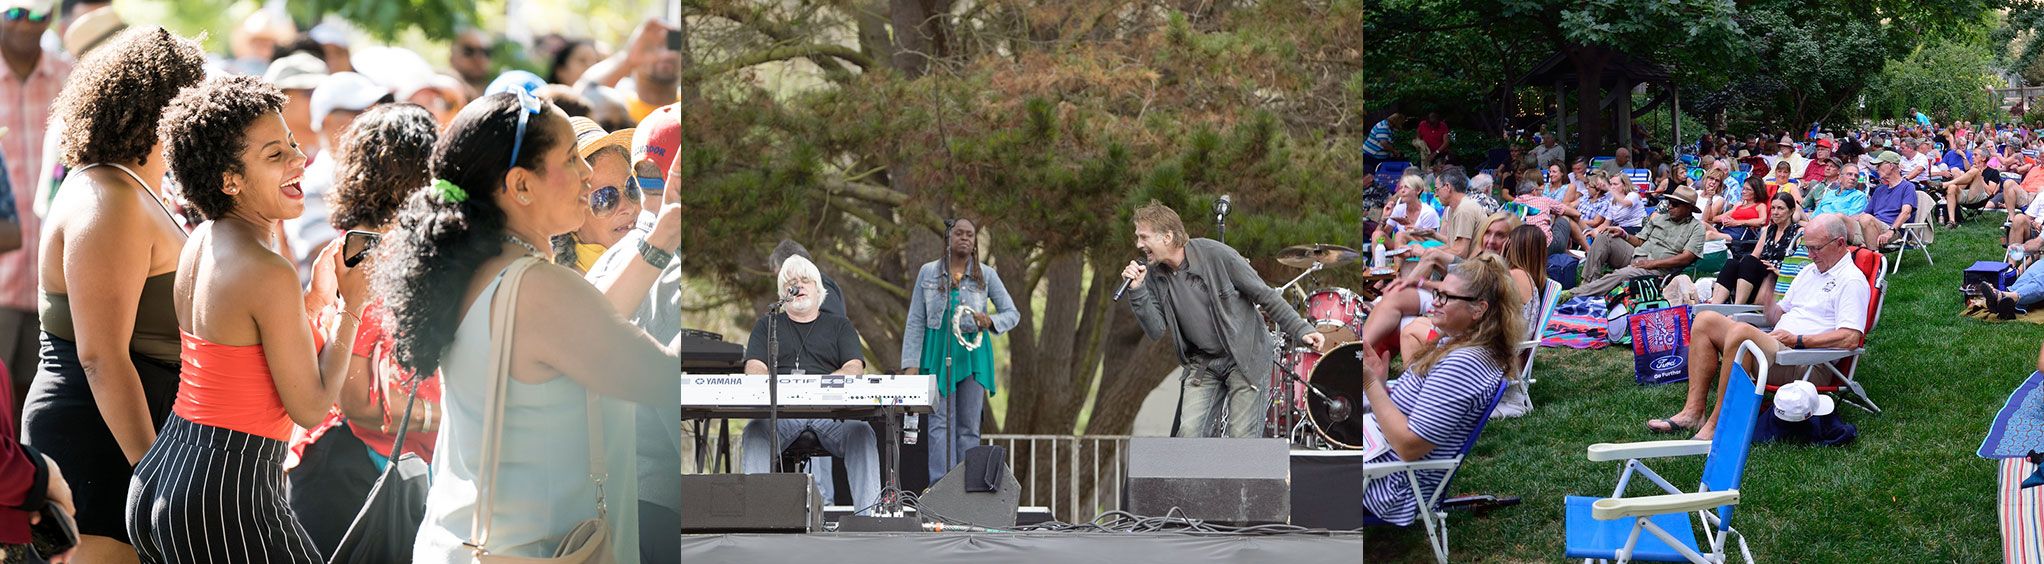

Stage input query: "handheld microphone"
[{"left": 1112, "top": 259, "right": 1149, "bottom": 302}]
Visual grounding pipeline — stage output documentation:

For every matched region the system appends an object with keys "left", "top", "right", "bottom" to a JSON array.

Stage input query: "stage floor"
[{"left": 682, "top": 531, "right": 1365, "bottom": 563}]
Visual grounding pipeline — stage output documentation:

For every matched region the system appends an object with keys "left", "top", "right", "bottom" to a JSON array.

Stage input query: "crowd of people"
[
  {"left": 0, "top": 2, "right": 685, "bottom": 562},
  {"left": 1357, "top": 106, "right": 2044, "bottom": 558}
]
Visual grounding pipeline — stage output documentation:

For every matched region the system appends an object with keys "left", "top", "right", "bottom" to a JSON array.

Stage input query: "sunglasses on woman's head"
[
  {"left": 3, "top": 8, "right": 47, "bottom": 23},
  {"left": 506, "top": 88, "right": 545, "bottom": 166},
  {"left": 590, "top": 177, "right": 643, "bottom": 216}
]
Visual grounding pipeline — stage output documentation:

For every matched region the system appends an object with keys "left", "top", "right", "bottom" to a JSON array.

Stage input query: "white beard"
[{"left": 787, "top": 295, "right": 822, "bottom": 316}]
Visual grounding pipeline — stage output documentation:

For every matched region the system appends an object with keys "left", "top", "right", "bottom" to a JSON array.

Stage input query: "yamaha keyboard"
[{"left": 681, "top": 373, "right": 937, "bottom": 419}]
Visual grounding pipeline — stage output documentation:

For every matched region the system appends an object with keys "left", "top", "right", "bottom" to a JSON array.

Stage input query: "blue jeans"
[
  {"left": 927, "top": 378, "right": 987, "bottom": 484},
  {"left": 2012, "top": 265, "right": 2044, "bottom": 306},
  {"left": 742, "top": 419, "right": 881, "bottom": 514}
]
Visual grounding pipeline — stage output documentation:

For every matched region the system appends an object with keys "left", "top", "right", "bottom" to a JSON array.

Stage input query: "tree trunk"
[
  {"left": 888, "top": 0, "right": 955, "bottom": 79},
  {"left": 1568, "top": 44, "right": 1613, "bottom": 156}
]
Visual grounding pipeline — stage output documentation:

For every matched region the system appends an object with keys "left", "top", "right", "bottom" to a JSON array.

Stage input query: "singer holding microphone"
[
  {"left": 1120, "top": 200, "right": 1323, "bottom": 438},
  {"left": 901, "top": 218, "right": 1018, "bottom": 484}
]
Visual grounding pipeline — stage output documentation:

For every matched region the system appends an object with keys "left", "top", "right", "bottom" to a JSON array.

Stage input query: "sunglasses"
[
  {"left": 507, "top": 88, "right": 545, "bottom": 166},
  {"left": 3, "top": 8, "right": 46, "bottom": 23},
  {"left": 458, "top": 45, "right": 491, "bottom": 58},
  {"left": 590, "top": 177, "right": 644, "bottom": 216}
]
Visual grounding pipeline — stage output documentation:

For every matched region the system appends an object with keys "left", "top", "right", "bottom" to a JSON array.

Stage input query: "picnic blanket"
[
  {"left": 1536, "top": 297, "right": 1612, "bottom": 349},
  {"left": 1963, "top": 298, "right": 2044, "bottom": 324},
  {"left": 1980, "top": 371, "right": 2044, "bottom": 460}
]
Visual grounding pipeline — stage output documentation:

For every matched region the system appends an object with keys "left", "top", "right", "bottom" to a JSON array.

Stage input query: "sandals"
[
  {"left": 1974, "top": 282, "right": 2019, "bottom": 320},
  {"left": 1646, "top": 416, "right": 1700, "bottom": 434}
]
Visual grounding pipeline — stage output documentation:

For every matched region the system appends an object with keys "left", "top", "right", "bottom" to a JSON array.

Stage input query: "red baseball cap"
[
  {"left": 631, "top": 103, "right": 679, "bottom": 174},
  {"left": 1816, "top": 138, "right": 1835, "bottom": 150}
]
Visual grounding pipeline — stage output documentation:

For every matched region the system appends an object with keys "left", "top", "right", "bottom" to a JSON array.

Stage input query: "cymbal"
[{"left": 1276, "top": 244, "right": 1362, "bottom": 269}]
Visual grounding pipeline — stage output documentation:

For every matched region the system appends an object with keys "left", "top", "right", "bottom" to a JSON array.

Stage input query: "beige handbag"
[{"left": 466, "top": 257, "right": 612, "bottom": 563}]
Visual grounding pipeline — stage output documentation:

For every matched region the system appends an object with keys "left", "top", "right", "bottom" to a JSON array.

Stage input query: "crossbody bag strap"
[{"left": 468, "top": 257, "right": 539, "bottom": 556}]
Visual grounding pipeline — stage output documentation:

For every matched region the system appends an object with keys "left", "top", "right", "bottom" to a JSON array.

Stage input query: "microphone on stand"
[{"left": 1215, "top": 194, "right": 1231, "bottom": 218}]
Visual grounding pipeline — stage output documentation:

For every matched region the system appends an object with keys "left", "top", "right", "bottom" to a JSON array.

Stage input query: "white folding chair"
[
  {"left": 1363, "top": 379, "right": 1511, "bottom": 564},
  {"left": 1889, "top": 190, "right": 1934, "bottom": 273},
  {"left": 1519, "top": 278, "right": 1565, "bottom": 387}
]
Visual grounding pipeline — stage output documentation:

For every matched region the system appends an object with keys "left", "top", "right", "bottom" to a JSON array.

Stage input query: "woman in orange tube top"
[{"left": 122, "top": 76, "right": 368, "bottom": 564}]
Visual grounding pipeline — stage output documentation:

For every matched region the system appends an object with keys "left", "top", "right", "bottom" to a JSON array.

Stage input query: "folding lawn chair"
[
  {"left": 1363, "top": 379, "right": 1512, "bottom": 564},
  {"left": 1562, "top": 341, "right": 1767, "bottom": 563},
  {"left": 1889, "top": 190, "right": 1935, "bottom": 273},
  {"left": 1519, "top": 278, "right": 1565, "bottom": 388},
  {"left": 1696, "top": 242, "right": 1886, "bottom": 413}
]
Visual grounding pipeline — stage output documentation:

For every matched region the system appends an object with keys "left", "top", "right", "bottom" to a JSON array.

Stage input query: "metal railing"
[{"left": 981, "top": 434, "right": 1132, "bottom": 523}]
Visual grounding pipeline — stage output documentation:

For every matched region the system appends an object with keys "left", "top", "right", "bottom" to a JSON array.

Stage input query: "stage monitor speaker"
[
  {"left": 916, "top": 446, "right": 1022, "bottom": 528},
  {"left": 1123, "top": 438, "right": 1290, "bottom": 525},
  {"left": 680, "top": 473, "right": 822, "bottom": 533}
]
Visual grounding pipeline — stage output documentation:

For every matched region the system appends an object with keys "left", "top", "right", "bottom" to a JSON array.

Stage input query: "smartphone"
[
  {"left": 29, "top": 502, "right": 76, "bottom": 558},
  {"left": 666, "top": 27, "right": 682, "bottom": 51},
  {"left": 342, "top": 230, "right": 381, "bottom": 268}
]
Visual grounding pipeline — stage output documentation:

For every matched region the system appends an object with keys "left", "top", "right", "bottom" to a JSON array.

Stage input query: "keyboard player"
[{"left": 738, "top": 255, "right": 882, "bottom": 514}]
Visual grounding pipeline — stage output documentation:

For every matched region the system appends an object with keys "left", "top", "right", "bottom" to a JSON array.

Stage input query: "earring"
[{"left": 224, "top": 186, "right": 239, "bottom": 195}]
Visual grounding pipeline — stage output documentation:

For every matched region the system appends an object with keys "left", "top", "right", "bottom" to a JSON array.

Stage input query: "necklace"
[{"left": 504, "top": 235, "right": 544, "bottom": 258}]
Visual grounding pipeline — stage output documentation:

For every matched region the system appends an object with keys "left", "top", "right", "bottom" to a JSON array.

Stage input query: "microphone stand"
[{"left": 765, "top": 293, "right": 793, "bottom": 474}]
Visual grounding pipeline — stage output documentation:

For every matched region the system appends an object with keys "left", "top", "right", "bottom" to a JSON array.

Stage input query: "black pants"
[
  {"left": 1715, "top": 254, "right": 1772, "bottom": 304},
  {"left": 286, "top": 422, "right": 379, "bottom": 558},
  {"left": 127, "top": 415, "right": 321, "bottom": 563}
]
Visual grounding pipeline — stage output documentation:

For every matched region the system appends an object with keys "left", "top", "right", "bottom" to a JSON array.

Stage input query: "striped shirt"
[
  {"left": 0, "top": 53, "right": 68, "bottom": 312},
  {"left": 1365, "top": 119, "right": 1394, "bottom": 158},
  {"left": 1363, "top": 347, "right": 1505, "bottom": 526}
]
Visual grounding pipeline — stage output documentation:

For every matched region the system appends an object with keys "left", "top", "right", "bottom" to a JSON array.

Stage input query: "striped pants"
[{"left": 125, "top": 414, "right": 321, "bottom": 563}]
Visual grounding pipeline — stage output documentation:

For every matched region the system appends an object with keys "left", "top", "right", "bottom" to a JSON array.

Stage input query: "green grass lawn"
[{"left": 1367, "top": 217, "right": 2042, "bottom": 562}]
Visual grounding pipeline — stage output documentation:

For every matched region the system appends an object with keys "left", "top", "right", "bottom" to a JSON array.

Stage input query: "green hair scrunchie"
[{"left": 432, "top": 178, "right": 469, "bottom": 204}]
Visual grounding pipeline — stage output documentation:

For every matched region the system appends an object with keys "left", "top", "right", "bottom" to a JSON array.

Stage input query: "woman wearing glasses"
[
  {"left": 1359, "top": 254, "right": 1518, "bottom": 526},
  {"left": 384, "top": 91, "right": 678, "bottom": 562},
  {"left": 552, "top": 117, "right": 641, "bottom": 272}
]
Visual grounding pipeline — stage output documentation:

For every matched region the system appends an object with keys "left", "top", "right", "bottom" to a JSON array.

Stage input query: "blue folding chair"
[
  {"left": 1562, "top": 341, "right": 1767, "bottom": 563},
  {"left": 1376, "top": 161, "right": 1413, "bottom": 188},
  {"left": 1363, "top": 379, "right": 1511, "bottom": 564}
]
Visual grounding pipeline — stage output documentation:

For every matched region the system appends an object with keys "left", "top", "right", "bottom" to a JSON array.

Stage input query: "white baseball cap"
[
  {"left": 1772, "top": 381, "right": 1835, "bottom": 422},
  {"left": 310, "top": 71, "right": 390, "bottom": 131}
]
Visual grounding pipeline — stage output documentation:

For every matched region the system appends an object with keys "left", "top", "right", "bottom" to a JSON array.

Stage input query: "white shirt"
[
  {"left": 1388, "top": 200, "right": 1441, "bottom": 232},
  {"left": 1775, "top": 255, "right": 1871, "bottom": 338},
  {"left": 1902, "top": 153, "right": 1931, "bottom": 182}
]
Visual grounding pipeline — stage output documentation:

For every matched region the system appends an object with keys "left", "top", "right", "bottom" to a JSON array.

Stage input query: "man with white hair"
[
  {"left": 1644, "top": 213, "right": 1869, "bottom": 440},
  {"left": 739, "top": 255, "right": 882, "bottom": 514}
]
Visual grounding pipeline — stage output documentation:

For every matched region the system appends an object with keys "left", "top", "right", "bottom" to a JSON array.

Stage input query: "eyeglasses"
[
  {"left": 1434, "top": 291, "right": 1483, "bottom": 306},
  {"left": 506, "top": 88, "right": 545, "bottom": 167},
  {"left": 3, "top": 8, "right": 47, "bottom": 23},
  {"left": 590, "top": 177, "right": 644, "bottom": 216},
  {"left": 458, "top": 45, "right": 491, "bottom": 58}
]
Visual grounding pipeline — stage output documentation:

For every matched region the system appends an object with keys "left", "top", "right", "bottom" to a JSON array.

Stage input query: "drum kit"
[{"left": 1263, "top": 243, "right": 1400, "bottom": 450}]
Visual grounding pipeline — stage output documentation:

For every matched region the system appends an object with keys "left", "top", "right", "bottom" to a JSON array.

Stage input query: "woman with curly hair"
[
  {"left": 283, "top": 103, "right": 440, "bottom": 555},
  {"left": 384, "top": 92, "right": 677, "bottom": 562},
  {"left": 19, "top": 27, "right": 205, "bottom": 563},
  {"left": 124, "top": 75, "right": 366, "bottom": 563}
]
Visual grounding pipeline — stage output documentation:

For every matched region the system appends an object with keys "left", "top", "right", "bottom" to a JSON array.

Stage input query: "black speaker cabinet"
[
  {"left": 1123, "top": 438, "right": 1290, "bottom": 525},
  {"left": 680, "top": 473, "right": 822, "bottom": 533},
  {"left": 916, "top": 446, "right": 1022, "bottom": 528}
]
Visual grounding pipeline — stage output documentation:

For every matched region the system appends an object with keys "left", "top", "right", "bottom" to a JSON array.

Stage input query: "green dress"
[{"left": 918, "top": 287, "right": 999, "bottom": 397}]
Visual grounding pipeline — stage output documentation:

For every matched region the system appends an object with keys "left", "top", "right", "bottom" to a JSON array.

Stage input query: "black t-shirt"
[{"left": 744, "top": 313, "right": 864, "bottom": 375}]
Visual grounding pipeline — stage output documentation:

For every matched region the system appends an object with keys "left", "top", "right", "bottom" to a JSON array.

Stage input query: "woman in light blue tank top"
[{"left": 372, "top": 92, "right": 681, "bottom": 562}]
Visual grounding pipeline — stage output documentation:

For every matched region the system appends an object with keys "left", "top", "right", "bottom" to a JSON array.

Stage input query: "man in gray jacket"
[{"left": 1121, "top": 200, "right": 1323, "bottom": 438}]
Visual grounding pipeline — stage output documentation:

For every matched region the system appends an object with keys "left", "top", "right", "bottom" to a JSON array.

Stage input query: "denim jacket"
[{"left": 900, "top": 259, "right": 1019, "bottom": 370}]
